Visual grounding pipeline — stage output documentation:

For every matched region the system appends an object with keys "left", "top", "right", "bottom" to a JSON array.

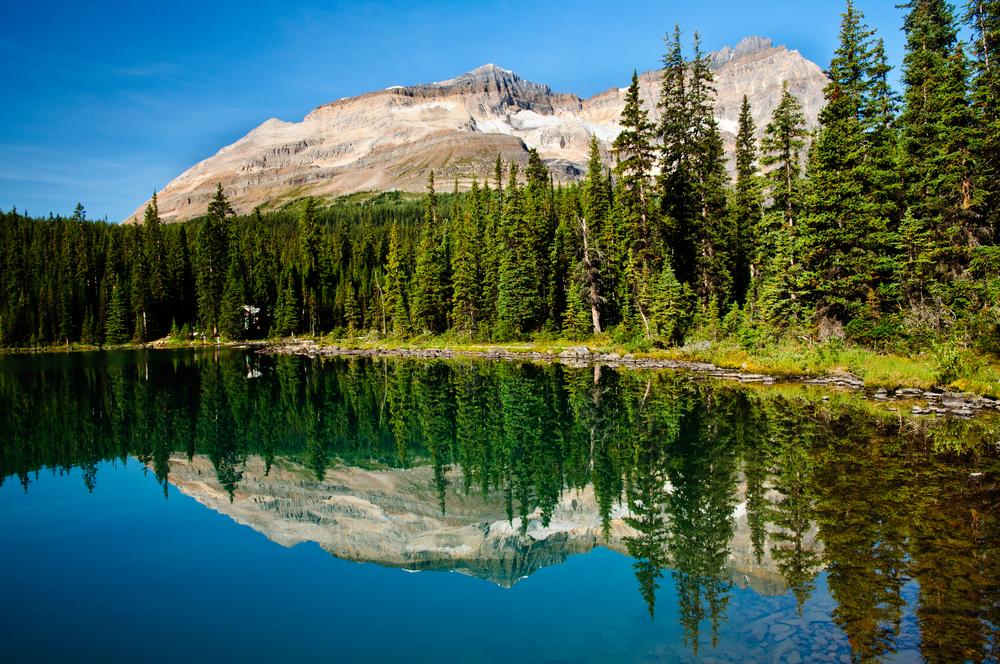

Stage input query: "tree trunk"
[{"left": 580, "top": 214, "right": 602, "bottom": 335}]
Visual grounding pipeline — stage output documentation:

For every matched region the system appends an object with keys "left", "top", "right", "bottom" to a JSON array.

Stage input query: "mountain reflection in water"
[{"left": 0, "top": 349, "right": 997, "bottom": 663}]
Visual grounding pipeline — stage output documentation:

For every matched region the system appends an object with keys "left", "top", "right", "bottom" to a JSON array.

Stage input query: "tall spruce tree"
[
  {"left": 129, "top": 239, "right": 149, "bottom": 342},
  {"left": 574, "top": 136, "right": 608, "bottom": 334},
  {"left": 219, "top": 253, "right": 247, "bottom": 340},
  {"left": 411, "top": 172, "right": 450, "bottom": 333},
  {"left": 802, "top": 1, "right": 901, "bottom": 335},
  {"left": 299, "top": 198, "right": 321, "bottom": 335},
  {"left": 966, "top": 0, "right": 1000, "bottom": 242},
  {"left": 755, "top": 84, "right": 808, "bottom": 328},
  {"left": 451, "top": 181, "right": 483, "bottom": 334},
  {"left": 481, "top": 155, "right": 504, "bottom": 328},
  {"left": 497, "top": 163, "right": 540, "bottom": 336},
  {"left": 524, "top": 149, "right": 556, "bottom": 328},
  {"left": 196, "top": 184, "right": 233, "bottom": 337},
  {"left": 898, "top": 0, "right": 982, "bottom": 320},
  {"left": 730, "top": 96, "right": 763, "bottom": 307},
  {"left": 166, "top": 225, "right": 194, "bottom": 329},
  {"left": 273, "top": 272, "right": 299, "bottom": 337},
  {"left": 658, "top": 29, "right": 731, "bottom": 308},
  {"left": 614, "top": 70, "right": 658, "bottom": 337},
  {"left": 142, "top": 192, "right": 166, "bottom": 338},
  {"left": 105, "top": 278, "right": 129, "bottom": 345},
  {"left": 384, "top": 223, "right": 410, "bottom": 336},
  {"left": 659, "top": 27, "right": 696, "bottom": 286},
  {"left": 688, "top": 33, "right": 733, "bottom": 309}
]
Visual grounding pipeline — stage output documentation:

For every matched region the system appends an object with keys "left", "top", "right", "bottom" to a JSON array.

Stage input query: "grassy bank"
[{"left": 305, "top": 333, "right": 1000, "bottom": 398}]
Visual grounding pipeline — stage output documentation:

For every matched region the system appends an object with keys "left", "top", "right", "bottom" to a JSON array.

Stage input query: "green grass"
[{"left": 301, "top": 332, "right": 1000, "bottom": 398}]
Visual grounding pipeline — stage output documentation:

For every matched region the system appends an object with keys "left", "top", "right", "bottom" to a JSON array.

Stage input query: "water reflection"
[{"left": 0, "top": 349, "right": 997, "bottom": 662}]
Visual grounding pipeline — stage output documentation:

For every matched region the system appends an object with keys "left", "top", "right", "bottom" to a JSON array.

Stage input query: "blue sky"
[{"left": 1, "top": 0, "right": 911, "bottom": 221}]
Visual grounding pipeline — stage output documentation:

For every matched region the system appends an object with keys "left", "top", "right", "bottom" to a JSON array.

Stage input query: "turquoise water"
[{"left": 0, "top": 349, "right": 996, "bottom": 663}]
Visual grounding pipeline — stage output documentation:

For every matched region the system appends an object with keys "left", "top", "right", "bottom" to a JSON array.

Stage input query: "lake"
[{"left": 1, "top": 349, "right": 997, "bottom": 663}]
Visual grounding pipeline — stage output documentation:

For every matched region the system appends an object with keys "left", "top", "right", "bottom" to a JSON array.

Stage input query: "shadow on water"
[{"left": 0, "top": 348, "right": 998, "bottom": 662}]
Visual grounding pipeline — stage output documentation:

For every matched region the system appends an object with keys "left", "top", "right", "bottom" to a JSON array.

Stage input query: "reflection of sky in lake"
[{"left": 0, "top": 461, "right": 918, "bottom": 664}]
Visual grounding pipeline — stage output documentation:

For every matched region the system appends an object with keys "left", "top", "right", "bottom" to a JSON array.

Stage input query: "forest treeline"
[
  {"left": 1, "top": 351, "right": 996, "bottom": 660},
  {"left": 1, "top": 0, "right": 998, "bottom": 352}
]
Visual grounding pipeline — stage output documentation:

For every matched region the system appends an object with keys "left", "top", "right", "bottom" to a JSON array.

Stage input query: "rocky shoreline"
[{"left": 260, "top": 341, "right": 1000, "bottom": 419}]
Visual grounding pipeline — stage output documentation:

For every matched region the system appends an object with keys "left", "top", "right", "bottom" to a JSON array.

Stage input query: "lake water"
[{"left": 1, "top": 349, "right": 997, "bottom": 663}]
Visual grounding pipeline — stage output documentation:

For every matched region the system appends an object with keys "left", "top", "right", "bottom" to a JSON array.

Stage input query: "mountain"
[
  {"left": 166, "top": 454, "right": 810, "bottom": 592},
  {"left": 128, "top": 37, "right": 828, "bottom": 223}
]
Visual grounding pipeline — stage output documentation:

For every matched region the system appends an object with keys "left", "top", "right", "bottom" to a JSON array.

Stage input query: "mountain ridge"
[{"left": 127, "top": 36, "right": 828, "bottom": 223}]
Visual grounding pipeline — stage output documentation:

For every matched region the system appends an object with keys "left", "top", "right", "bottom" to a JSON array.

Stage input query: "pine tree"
[
  {"left": 967, "top": 0, "right": 1000, "bottom": 242},
  {"left": 411, "top": 172, "right": 450, "bottom": 333},
  {"left": 688, "top": 33, "right": 733, "bottom": 308},
  {"left": 142, "top": 191, "right": 166, "bottom": 338},
  {"left": 273, "top": 272, "right": 299, "bottom": 337},
  {"left": 341, "top": 280, "right": 360, "bottom": 334},
  {"left": 129, "top": 239, "right": 149, "bottom": 342},
  {"left": 384, "top": 223, "right": 410, "bottom": 336},
  {"left": 649, "top": 263, "right": 686, "bottom": 343},
  {"left": 524, "top": 149, "right": 556, "bottom": 328},
  {"left": 196, "top": 184, "right": 233, "bottom": 337},
  {"left": 105, "top": 278, "right": 129, "bottom": 345},
  {"left": 166, "top": 225, "right": 194, "bottom": 327},
  {"left": 479, "top": 155, "right": 504, "bottom": 328},
  {"left": 299, "top": 198, "right": 322, "bottom": 336},
  {"left": 575, "top": 136, "right": 608, "bottom": 334},
  {"left": 614, "top": 70, "right": 658, "bottom": 337},
  {"left": 56, "top": 219, "right": 77, "bottom": 344},
  {"left": 658, "top": 29, "right": 732, "bottom": 307},
  {"left": 763, "top": 85, "right": 808, "bottom": 235},
  {"left": 659, "top": 26, "right": 695, "bottom": 285},
  {"left": 451, "top": 181, "right": 483, "bottom": 334},
  {"left": 561, "top": 265, "right": 593, "bottom": 339},
  {"left": 755, "top": 83, "right": 808, "bottom": 328},
  {"left": 730, "top": 96, "right": 763, "bottom": 307},
  {"left": 801, "top": 0, "right": 901, "bottom": 333},
  {"left": 497, "top": 163, "right": 540, "bottom": 336},
  {"left": 550, "top": 186, "right": 578, "bottom": 334},
  {"left": 218, "top": 254, "right": 247, "bottom": 340},
  {"left": 864, "top": 37, "right": 904, "bottom": 227},
  {"left": 207, "top": 183, "right": 234, "bottom": 220},
  {"left": 898, "top": 0, "right": 983, "bottom": 319}
]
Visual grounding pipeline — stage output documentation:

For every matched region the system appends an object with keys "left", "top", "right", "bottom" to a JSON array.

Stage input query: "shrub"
[{"left": 931, "top": 339, "right": 962, "bottom": 386}]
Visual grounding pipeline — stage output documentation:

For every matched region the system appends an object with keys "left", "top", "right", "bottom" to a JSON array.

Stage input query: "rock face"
[
  {"left": 166, "top": 454, "right": 820, "bottom": 591},
  {"left": 130, "top": 37, "right": 828, "bottom": 222}
]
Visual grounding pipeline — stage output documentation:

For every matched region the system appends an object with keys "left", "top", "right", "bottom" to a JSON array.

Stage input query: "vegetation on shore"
[
  {"left": 274, "top": 333, "right": 1000, "bottom": 397},
  {"left": 1, "top": 1, "right": 998, "bottom": 396}
]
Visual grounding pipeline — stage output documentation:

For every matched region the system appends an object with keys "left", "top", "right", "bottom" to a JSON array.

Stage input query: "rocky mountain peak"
[
  {"left": 432, "top": 63, "right": 519, "bottom": 87},
  {"left": 460, "top": 63, "right": 517, "bottom": 80},
  {"left": 424, "top": 62, "right": 553, "bottom": 104},
  {"left": 128, "top": 36, "right": 829, "bottom": 223},
  {"left": 711, "top": 35, "right": 775, "bottom": 68}
]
